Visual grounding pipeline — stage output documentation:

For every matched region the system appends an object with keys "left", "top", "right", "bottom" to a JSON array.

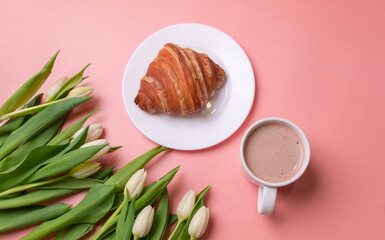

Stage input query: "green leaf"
[
  {"left": 27, "top": 144, "right": 107, "bottom": 183},
  {"left": 168, "top": 214, "right": 178, "bottom": 226},
  {"left": 48, "top": 109, "right": 99, "bottom": 145},
  {"left": 116, "top": 196, "right": 130, "bottom": 239},
  {"left": 111, "top": 181, "right": 155, "bottom": 211},
  {"left": 19, "top": 93, "right": 44, "bottom": 122},
  {"left": 135, "top": 166, "right": 179, "bottom": 212},
  {"left": 0, "top": 203, "right": 71, "bottom": 232},
  {"left": 0, "top": 189, "right": 77, "bottom": 210},
  {"left": 116, "top": 196, "right": 136, "bottom": 240},
  {"left": 10, "top": 126, "right": 89, "bottom": 188},
  {"left": 176, "top": 186, "right": 211, "bottom": 240},
  {"left": 100, "top": 230, "right": 116, "bottom": 240},
  {"left": 0, "top": 167, "right": 113, "bottom": 210},
  {"left": 89, "top": 166, "right": 114, "bottom": 181},
  {"left": 0, "top": 144, "right": 68, "bottom": 192},
  {"left": 105, "top": 146, "right": 169, "bottom": 192},
  {"left": 37, "top": 178, "right": 104, "bottom": 189},
  {"left": 56, "top": 223, "right": 94, "bottom": 240},
  {"left": 111, "top": 193, "right": 124, "bottom": 211},
  {"left": 0, "top": 93, "right": 50, "bottom": 150},
  {"left": 149, "top": 189, "right": 169, "bottom": 240},
  {"left": 0, "top": 175, "right": 74, "bottom": 198},
  {"left": 0, "top": 98, "right": 70, "bottom": 121},
  {"left": 0, "top": 93, "right": 42, "bottom": 136},
  {"left": 0, "top": 115, "right": 69, "bottom": 190},
  {"left": 0, "top": 51, "right": 59, "bottom": 117},
  {"left": 21, "top": 184, "right": 115, "bottom": 240},
  {"left": 0, "top": 135, "right": 7, "bottom": 148},
  {"left": 108, "top": 146, "right": 122, "bottom": 152},
  {"left": 0, "top": 115, "right": 67, "bottom": 184},
  {"left": 49, "top": 125, "right": 89, "bottom": 158},
  {"left": 0, "top": 96, "right": 91, "bottom": 160},
  {"left": 50, "top": 64, "right": 91, "bottom": 101},
  {"left": 141, "top": 182, "right": 157, "bottom": 197},
  {"left": 40, "top": 124, "right": 90, "bottom": 169}
]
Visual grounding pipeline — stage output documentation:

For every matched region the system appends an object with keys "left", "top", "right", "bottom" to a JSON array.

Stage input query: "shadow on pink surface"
[{"left": 269, "top": 161, "right": 318, "bottom": 222}]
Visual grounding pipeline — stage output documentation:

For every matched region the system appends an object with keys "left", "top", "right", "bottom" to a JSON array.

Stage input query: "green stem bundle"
[
  {"left": 0, "top": 98, "right": 66, "bottom": 121},
  {"left": 0, "top": 174, "right": 69, "bottom": 198},
  {"left": 168, "top": 221, "right": 182, "bottom": 240}
]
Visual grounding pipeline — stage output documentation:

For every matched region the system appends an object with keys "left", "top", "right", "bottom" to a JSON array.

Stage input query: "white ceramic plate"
[{"left": 122, "top": 23, "right": 255, "bottom": 150}]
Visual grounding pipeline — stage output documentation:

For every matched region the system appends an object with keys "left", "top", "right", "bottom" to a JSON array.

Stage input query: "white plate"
[{"left": 122, "top": 23, "right": 255, "bottom": 150}]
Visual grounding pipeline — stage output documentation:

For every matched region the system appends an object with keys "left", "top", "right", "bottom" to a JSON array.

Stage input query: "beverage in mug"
[
  {"left": 240, "top": 118, "right": 310, "bottom": 215},
  {"left": 243, "top": 122, "right": 304, "bottom": 183}
]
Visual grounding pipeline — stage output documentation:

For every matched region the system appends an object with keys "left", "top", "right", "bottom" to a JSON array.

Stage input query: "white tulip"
[
  {"left": 70, "top": 162, "right": 101, "bottom": 179},
  {"left": 46, "top": 77, "right": 68, "bottom": 100},
  {"left": 177, "top": 190, "right": 196, "bottom": 221},
  {"left": 67, "top": 86, "right": 93, "bottom": 98},
  {"left": 132, "top": 205, "right": 155, "bottom": 239},
  {"left": 73, "top": 124, "right": 103, "bottom": 143},
  {"left": 188, "top": 206, "right": 209, "bottom": 239},
  {"left": 80, "top": 139, "right": 110, "bottom": 162},
  {"left": 124, "top": 169, "right": 147, "bottom": 200}
]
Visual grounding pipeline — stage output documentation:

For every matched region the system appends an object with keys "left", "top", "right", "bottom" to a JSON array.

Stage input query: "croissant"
[{"left": 134, "top": 43, "right": 226, "bottom": 115}]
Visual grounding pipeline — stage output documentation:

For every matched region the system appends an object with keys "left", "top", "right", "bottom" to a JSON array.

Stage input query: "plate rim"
[{"left": 122, "top": 23, "right": 255, "bottom": 150}]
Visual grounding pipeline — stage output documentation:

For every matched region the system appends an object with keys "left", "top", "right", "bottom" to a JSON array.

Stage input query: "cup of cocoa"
[{"left": 240, "top": 117, "right": 310, "bottom": 215}]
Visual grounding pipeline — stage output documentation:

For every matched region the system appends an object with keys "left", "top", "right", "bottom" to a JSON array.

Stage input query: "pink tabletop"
[{"left": 0, "top": 0, "right": 384, "bottom": 239}]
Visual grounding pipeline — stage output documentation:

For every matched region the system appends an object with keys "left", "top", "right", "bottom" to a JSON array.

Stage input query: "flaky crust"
[{"left": 134, "top": 43, "right": 226, "bottom": 115}]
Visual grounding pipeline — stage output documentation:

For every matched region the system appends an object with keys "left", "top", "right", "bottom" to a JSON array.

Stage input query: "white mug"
[{"left": 239, "top": 117, "right": 310, "bottom": 215}]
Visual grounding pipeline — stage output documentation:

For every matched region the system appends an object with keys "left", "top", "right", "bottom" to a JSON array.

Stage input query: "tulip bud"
[
  {"left": 80, "top": 139, "right": 110, "bottom": 162},
  {"left": 46, "top": 77, "right": 68, "bottom": 100},
  {"left": 188, "top": 206, "right": 209, "bottom": 239},
  {"left": 177, "top": 190, "right": 196, "bottom": 221},
  {"left": 73, "top": 124, "right": 103, "bottom": 143},
  {"left": 70, "top": 162, "right": 101, "bottom": 179},
  {"left": 132, "top": 205, "right": 154, "bottom": 238},
  {"left": 67, "top": 86, "right": 93, "bottom": 98},
  {"left": 124, "top": 169, "right": 147, "bottom": 200}
]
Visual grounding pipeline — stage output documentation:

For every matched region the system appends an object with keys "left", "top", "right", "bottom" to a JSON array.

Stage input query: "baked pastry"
[{"left": 134, "top": 43, "right": 226, "bottom": 115}]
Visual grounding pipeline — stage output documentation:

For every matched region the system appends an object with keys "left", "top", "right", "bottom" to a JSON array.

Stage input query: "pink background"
[{"left": 0, "top": 0, "right": 384, "bottom": 239}]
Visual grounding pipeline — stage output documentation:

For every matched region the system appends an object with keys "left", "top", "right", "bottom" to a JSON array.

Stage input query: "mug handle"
[{"left": 258, "top": 185, "right": 277, "bottom": 215}]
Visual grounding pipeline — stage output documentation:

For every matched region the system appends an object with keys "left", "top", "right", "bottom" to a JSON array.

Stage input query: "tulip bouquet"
[
  {"left": 88, "top": 169, "right": 210, "bottom": 240},
  {"left": 0, "top": 51, "right": 211, "bottom": 240},
  {"left": 0, "top": 51, "right": 121, "bottom": 231}
]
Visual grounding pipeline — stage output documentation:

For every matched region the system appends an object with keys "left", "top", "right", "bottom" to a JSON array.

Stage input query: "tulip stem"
[
  {"left": 190, "top": 238, "right": 196, "bottom": 240},
  {"left": 133, "top": 237, "right": 139, "bottom": 240},
  {"left": 0, "top": 98, "right": 66, "bottom": 121},
  {"left": 0, "top": 174, "right": 69, "bottom": 198},
  {"left": 167, "top": 221, "right": 182, "bottom": 240},
  {"left": 90, "top": 198, "right": 125, "bottom": 240}
]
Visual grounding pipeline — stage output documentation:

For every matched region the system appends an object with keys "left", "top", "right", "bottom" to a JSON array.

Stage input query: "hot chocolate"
[{"left": 244, "top": 122, "right": 304, "bottom": 183}]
